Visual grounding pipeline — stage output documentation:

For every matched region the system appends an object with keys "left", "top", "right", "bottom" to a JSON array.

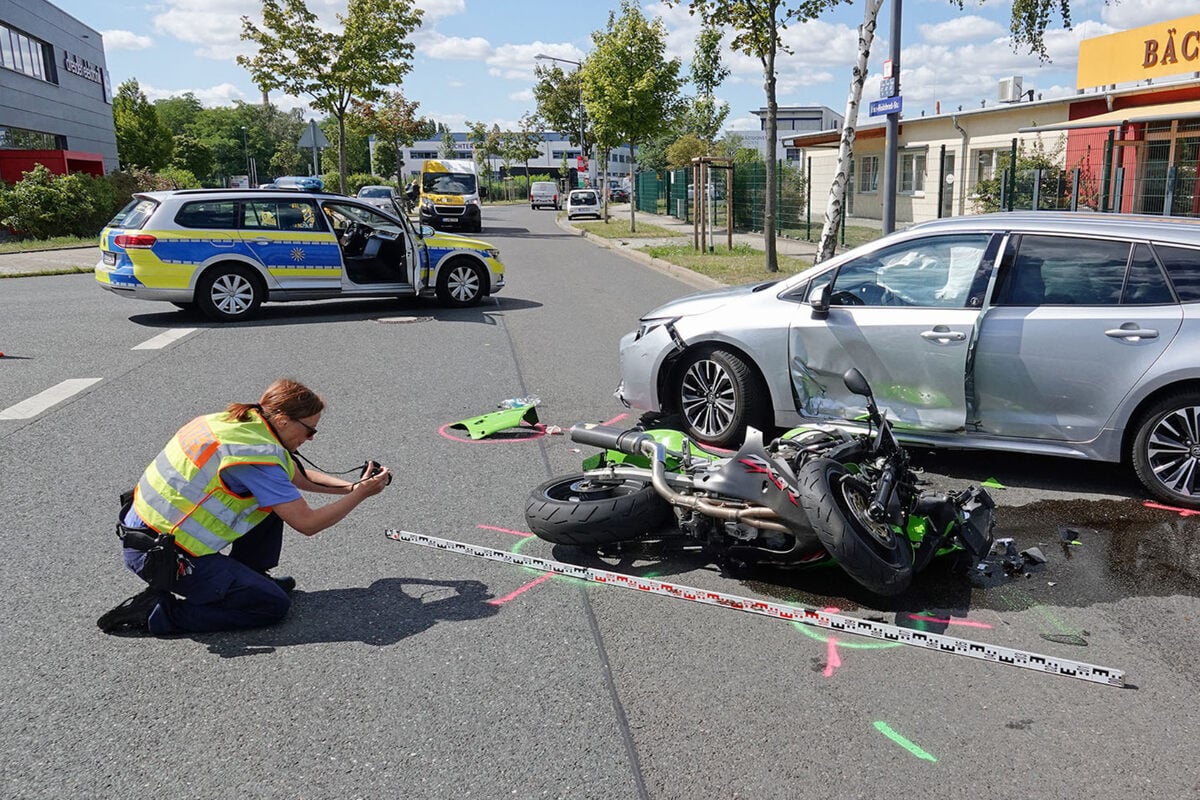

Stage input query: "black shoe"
[
  {"left": 97, "top": 588, "right": 162, "bottom": 636},
  {"left": 259, "top": 572, "right": 296, "bottom": 593}
]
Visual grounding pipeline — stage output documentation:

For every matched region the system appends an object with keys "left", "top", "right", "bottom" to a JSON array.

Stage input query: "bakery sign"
[
  {"left": 1077, "top": 13, "right": 1200, "bottom": 89},
  {"left": 63, "top": 51, "right": 103, "bottom": 84}
]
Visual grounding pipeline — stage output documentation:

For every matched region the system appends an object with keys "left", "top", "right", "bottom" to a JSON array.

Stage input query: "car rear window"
[
  {"left": 1153, "top": 244, "right": 1200, "bottom": 302},
  {"left": 358, "top": 187, "right": 391, "bottom": 198},
  {"left": 175, "top": 201, "right": 238, "bottom": 229},
  {"left": 572, "top": 192, "right": 597, "bottom": 205},
  {"left": 107, "top": 198, "right": 157, "bottom": 230}
]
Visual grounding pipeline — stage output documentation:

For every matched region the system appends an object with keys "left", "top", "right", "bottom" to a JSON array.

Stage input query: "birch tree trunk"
[{"left": 815, "top": 0, "right": 884, "bottom": 264}]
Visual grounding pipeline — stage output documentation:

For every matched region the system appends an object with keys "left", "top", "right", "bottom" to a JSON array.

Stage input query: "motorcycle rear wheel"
[
  {"left": 524, "top": 474, "right": 674, "bottom": 546},
  {"left": 798, "top": 458, "right": 914, "bottom": 596}
]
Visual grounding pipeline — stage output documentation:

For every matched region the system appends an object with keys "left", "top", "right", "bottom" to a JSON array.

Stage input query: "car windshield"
[
  {"left": 358, "top": 187, "right": 391, "bottom": 198},
  {"left": 422, "top": 173, "right": 477, "bottom": 195}
]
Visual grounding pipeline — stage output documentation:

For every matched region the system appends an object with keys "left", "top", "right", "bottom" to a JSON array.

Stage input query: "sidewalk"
[
  {"left": 561, "top": 206, "right": 825, "bottom": 290},
  {"left": 0, "top": 246, "right": 95, "bottom": 277}
]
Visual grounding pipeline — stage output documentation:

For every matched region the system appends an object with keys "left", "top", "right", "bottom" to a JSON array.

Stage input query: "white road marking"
[
  {"left": 0, "top": 378, "right": 102, "bottom": 420},
  {"left": 132, "top": 328, "right": 197, "bottom": 350}
]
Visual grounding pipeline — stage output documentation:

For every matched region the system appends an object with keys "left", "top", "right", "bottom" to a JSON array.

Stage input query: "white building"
[
  {"left": 723, "top": 106, "right": 844, "bottom": 162},
  {"left": 392, "top": 131, "right": 634, "bottom": 188}
]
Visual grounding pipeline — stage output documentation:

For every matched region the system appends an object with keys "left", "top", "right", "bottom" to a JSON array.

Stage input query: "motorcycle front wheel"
[
  {"left": 524, "top": 474, "right": 674, "bottom": 546},
  {"left": 798, "top": 458, "right": 914, "bottom": 597}
]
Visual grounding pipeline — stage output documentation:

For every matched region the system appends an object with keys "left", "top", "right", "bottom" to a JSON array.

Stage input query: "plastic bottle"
[{"left": 498, "top": 395, "right": 540, "bottom": 409}]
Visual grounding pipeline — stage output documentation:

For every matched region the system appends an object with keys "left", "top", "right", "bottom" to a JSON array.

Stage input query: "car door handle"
[
  {"left": 252, "top": 238, "right": 273, "bottom": 245},
  {"left": 1105, "top": 323, "right": 1158, "bottom": 340},
  {"left": 920, "top": 326, "right": 966, "bottom": 342}
]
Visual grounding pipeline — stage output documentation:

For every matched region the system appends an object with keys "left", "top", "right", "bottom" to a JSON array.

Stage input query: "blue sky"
[{"left": 52, "top": 0, "right": 1184, "bottom": 133}]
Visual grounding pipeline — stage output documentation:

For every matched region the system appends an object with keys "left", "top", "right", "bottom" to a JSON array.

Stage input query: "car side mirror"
[
  {"left": 810, "top": 283, "right": 831, "bottom": 318},
  {"left": 419, "top": 224, "right": 435, "bottom": 237}
]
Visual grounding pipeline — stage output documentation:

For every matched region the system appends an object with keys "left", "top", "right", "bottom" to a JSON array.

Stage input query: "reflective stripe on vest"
[{"left": 133, "top": 410, "right": 295, "bottom": 555}]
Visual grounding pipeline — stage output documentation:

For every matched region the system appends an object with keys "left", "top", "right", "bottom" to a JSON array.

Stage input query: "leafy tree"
[
  {"left": 112, "top": 79, "right": 174, "bottom": 170},
  {"left": 680, "top": 20, "right": 730, "bottom": 146},
  {"left": 513, "top": 114, "right": 544, "bottom": 180},
  {"left": 666, "top": 1, "right": 843, "bottom": 271},
  {"left": 581, "top": 1, "right": 683, "bottom": 232},
  {"left": 155, "top": 93, "right": 205, "bottom": 136},
  {"left": 533, "top": 65, "right": 588, "bottom": 151},
  {"left": 239, "top": 0, "right": 423, "bottom": 191},
  {"left": 350, "top": 91, "right": 433, "bottom": 181},
  {"left": 438, "top": 129, "right": 457, "bottom": 159},
  {"left": 667, "top": 133, "right": 708, "bottom": 169},
  {"left": 170, "top": 133, "right": 213, "bottom": 180}
]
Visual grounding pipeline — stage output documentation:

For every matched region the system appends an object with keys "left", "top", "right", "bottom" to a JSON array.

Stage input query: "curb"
[{"left": 556, "top": 217, "right": 726, "bottom": 291}]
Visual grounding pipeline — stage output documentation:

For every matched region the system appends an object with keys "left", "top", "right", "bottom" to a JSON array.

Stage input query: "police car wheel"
[
  {"left": 436, "top": 260, "right": 485, "bottom": 307},
  {"left": 197, "top": 264, "right": 264, "bottom": 322}
]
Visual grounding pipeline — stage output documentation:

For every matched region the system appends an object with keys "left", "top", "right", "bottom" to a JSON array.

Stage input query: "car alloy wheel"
[{"left": 1134, "top": 392, "right": 1200, "bottom": 507}]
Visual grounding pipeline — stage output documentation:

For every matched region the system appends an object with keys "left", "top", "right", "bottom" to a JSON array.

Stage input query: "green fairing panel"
[{"left": 449, "top": 405, "right": 539, "bottom": 439}]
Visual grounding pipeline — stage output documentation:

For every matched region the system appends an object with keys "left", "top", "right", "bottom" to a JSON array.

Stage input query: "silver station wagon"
[{"left": 615, "top": 212, "right": 1200, "bottom": 508}]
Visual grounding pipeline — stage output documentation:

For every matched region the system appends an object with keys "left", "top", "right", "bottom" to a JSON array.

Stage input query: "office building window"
[
  {"left": 1, "top": 24, "right": 53, "bottom": 83},
  {"left": 0, "top": 126, "right": 63, "bottom": 150}
]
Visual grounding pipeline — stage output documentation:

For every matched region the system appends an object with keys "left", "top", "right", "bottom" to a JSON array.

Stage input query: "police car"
[{"left": 94, "top": 188, "right": 505, "bottom": 322}]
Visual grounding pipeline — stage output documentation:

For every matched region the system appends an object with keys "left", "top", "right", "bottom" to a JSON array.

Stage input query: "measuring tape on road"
[{"left": 385, "top": 529, "right": 1125, "bottom": 688}]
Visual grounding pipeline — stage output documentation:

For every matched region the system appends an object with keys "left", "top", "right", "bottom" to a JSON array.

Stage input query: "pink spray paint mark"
[
  {"left": 476, "top": 524, "right": 532, "bottom": 538},
  {"left": 437, "top": 421, "right": 547, "bottom": 444},
  {"left": 907, "top": 614, "right": 993, "bottom": 630},
  {"left": 823, "top": 637, "right": 842, "bottom": 677},
  {"left": 487, "top": 572, "right": 555, "bottom": 606},
  {"left": 601, "top": 412, "right": 629, "bottom": 426},
  {"left": 1143, "top": 500, "right": 1200, "bottom": 517}
]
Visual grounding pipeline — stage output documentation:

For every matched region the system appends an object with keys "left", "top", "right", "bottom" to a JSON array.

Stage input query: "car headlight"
[
  {"left": 635, "top": 317, "right": 678, "bottom": 342},
  {"left": 421, "top": 198, "right": 433, "bottom": 209},
  {"left": 483, "top": 248, "right": 500, "bottom": 260}
]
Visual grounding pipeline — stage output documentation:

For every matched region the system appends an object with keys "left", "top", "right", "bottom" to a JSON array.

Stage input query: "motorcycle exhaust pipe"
[
  {"left": 648, "top": 446, "right": 791, "bottom": 534},
  {"left": 570, "top": 423, "right": 656, "bottom": 456}
]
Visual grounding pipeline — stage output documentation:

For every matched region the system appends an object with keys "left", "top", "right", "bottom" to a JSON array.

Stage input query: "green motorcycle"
[{"left": 525, "top": 368, "right": 996, "bottom": 596}]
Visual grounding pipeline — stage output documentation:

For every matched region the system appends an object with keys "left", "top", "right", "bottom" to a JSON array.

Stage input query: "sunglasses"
[{"left": 293, "top": 417, "right": 318, "bottom": 438}]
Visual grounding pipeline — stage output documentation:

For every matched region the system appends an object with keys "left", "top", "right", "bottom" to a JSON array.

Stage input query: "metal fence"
[
  {"left": 634, "top": 162, "right": 815, "bottom": 237},
  {"left": 993, "top": 165, "right": 1200, "bottom": 216}
]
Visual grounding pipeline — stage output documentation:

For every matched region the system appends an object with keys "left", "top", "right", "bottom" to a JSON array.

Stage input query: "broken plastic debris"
[
  {"left": 980, "top": 477, "right": 1006, "bottom": 489},
  {"left": 1020, "top": 546, "right": 1048, "bottom": 564},
  {"left": 545, "top": 425, "right": 563, "bottom": 435}
]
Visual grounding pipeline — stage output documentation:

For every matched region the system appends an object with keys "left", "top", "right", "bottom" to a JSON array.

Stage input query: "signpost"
[
  {"left": 869, "top": 96, "right": 903, "bottom": 117},
  {"left": 297, "top": 119, "right": 330, "bottom": 178}
]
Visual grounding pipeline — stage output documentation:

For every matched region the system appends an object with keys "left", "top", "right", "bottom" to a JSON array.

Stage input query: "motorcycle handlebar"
[{"left": 569, "top": 423, "right": 655, "bottom": 456}]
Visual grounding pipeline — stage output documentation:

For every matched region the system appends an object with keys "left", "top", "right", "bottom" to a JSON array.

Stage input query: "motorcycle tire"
[
  {"left": 524, "top": 474, "right": 674, "bottom": 546},
  {"left": 797, "top": 458, "right": 914, "bottom": 597}
]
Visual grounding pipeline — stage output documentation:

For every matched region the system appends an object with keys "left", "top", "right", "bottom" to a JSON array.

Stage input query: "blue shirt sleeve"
[{"left": 222, "top": 463, "right": 302, "bottom": 507}]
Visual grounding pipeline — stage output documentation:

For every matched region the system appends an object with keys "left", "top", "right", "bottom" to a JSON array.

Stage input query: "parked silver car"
[{"left": 615, "top": 212, "right": 1200, "bottom": 508}]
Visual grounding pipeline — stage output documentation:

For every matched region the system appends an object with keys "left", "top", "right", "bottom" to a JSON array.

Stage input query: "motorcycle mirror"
[{"left": 843, "top": 367, "right": 872, "bottom": 397}]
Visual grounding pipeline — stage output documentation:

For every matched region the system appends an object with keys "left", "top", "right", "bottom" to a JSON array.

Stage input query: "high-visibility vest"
[{"left": 133, "top": 410, "right": 295, "bottom": 556}]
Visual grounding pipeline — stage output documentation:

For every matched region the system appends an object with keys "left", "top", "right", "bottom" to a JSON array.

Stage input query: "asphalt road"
[{"left": 1, "top": 206, "right": 1198, "bottom": 799}]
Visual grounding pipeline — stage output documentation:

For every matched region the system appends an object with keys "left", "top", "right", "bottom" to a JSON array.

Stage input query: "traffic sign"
[
  {"left": 879, "top": 77, "right": 896, "bottom": 97},
  {"left": 869, "top": 96, "right": 903, "bottom": 117},
  {"left": 298, "top": 119, "right": 330, "bottom": 149}
]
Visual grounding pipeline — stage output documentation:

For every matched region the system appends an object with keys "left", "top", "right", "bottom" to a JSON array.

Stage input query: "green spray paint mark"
[
  {"left": 874, "top": 721, "right": 937, "bottom": 762},
  {"left": 790, "top": 620, "right": 902, "bottom": 651}
]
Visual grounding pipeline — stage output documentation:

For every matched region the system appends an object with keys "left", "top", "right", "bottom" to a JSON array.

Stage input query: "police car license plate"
[{"left": 103, "top": 252, "right": 117, "bottom": 265}]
